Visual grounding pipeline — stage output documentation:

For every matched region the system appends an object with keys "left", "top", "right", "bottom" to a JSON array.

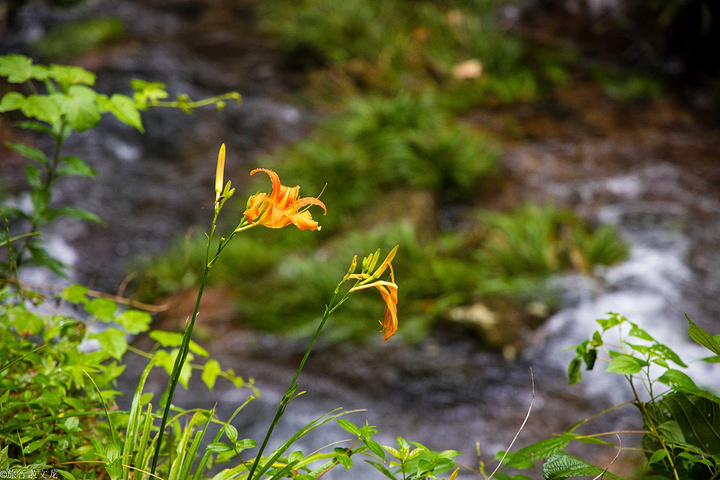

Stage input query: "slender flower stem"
[
  {"left": 247, "top": 287, "right": 350, "bottom": 480},
  {"left": 150, "top": 210, "right": 221, "bottom": 474}
]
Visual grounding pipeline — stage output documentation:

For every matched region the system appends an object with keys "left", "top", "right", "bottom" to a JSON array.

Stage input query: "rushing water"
[{"left": 4, "top": 1, "right": 720, "bottom": 478}]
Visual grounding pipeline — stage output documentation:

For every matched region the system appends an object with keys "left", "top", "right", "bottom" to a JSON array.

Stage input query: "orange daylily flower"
[
  {"left": 243, "top": 168, "right": 327, "bottom": 231},
  {"left": 215, "top": 144, "right": 226, "bottom": 204},
  {"left": 350, "top": 247, "right": 399, "bottom": 343}
]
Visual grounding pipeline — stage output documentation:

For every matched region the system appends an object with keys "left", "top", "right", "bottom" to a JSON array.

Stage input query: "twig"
[
  {"left": 593, "top": 434, "right": 622, "bottom": 480},
  {"left": 488, "top": 367, "right": 535, "bottom": 479}
]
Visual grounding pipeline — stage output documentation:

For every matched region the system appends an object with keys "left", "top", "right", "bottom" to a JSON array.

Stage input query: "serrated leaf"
[
  {"left": 21, "top": 94, "right": 61, "bottom": 125},
  {"left": 202, "top": 359, "right": 222, "bottom": 391},
  {"left": 117, "top": 309, "right": 151, "bottom": 334},
  {"left": 59, "top": 85, "right": 101, "bottom": 132},
  {"left": 511, "top": 436, "right": 572, "bottom": 463},
  {"left": 543, "top": 452, "right": 620, "bottom": 480},
  {"left": 0, "top": 91, "right": 26, "bottom": 111},
  {"left": 0, "top": 54, "right": 34, "bottom": 83},
  {"left": 651, "top": 343, "right": 687, "bottom": 368},
  {"left": 48, "top": 64, "right": 96, "bottom": 87},
  {"left": 89, "top": 328, "right": 127, "bottom": 360},
  {"left": 687, "top": 316, "right": 720, "bottom": 357},
  {"left": 107, "top": 93, "right": 144, "bottom": 132},
  {"left": 61, "top": 284, "right": 89, "bottom": 303},
  {"left": 5, "top": 142, "right": 49, "bottom": 165},
  {"left": 56, "top": 155, "right": 96, "bottom": 177},
  {"left": 606, "top": 354, "right": 645, "bottom": 375},
  {"left": 149, "top": 330, "right": 184, "bottom": 346},
  {"left": 85, "top": 298, "right": 117, "bottom": 321}
]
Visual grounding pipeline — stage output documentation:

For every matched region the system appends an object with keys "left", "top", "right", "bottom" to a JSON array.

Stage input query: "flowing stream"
[{"left": 3, "top": 1, "right": 720, "bottom": 478}]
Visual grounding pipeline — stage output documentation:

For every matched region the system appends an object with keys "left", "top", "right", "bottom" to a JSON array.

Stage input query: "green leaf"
[
  {"left": 628, "top": 325, "right": 655, "bottom": 341},
  {"left": 59, "top": 85, "right": 101, "bottom": 132},
  {"left": 647, "top": 448, "right": 668, "bottom": 464},
  {"left": 85, "top": 298, "right": 117, "bottom": 321},
  {"left": 46, "top": 206, "right": 105, "bottom": 225},
  {"left": 202, "top": 359, "right": 222, "bottom": 391},
  {"left": 56, "top": 156, "right": 97, "bottom": 177},
  {"left": 647, "top": 394, "right": 720, "bottom": 454},
  {"left": 605, "top": 354, "right": 645, "bottom": 375},
  {"left": 543, "top": 452, "right": 621, "bottom": 480},
  {"left": 117, "top": 310, "right": 152, "bottom": 334},
  {"left": 106, "top": 443, "right": 121, "bottom": 463},
  {"left": 30, "top": 188, "right": 50, "bottom": 216},
  {"left": 25, "top": 165, "right": 42, "bottom": 188},
  {"left": 0, "top": 54, "right": 34, "bottom": 83},
  {"left": 149, "top": 330, "right": 183, "bottom": 347},
  {"left": 0, "top": 91, "right": 26, "bottom": 111},
  {"left": 337, "top": 419, "right": 362, "bottom": 436},
  {"left": 206, "top": 442, "right": 233, "bottom": 453},
  {"left": 511, "top": 436, "right": 572, "bottom": 463},
  {"left": 224, "top": 423, "right": 238, "bottom": 443},
  {"left": 365, "top": 460, "right": 397, "bottom": 480},
  {"left": 687, "top": 316, "right": 720, "bottom": 357},
  {"left": 651, "top": 343, "right": 687, "bottom": 368},
  {"left": 189, "top": 340, "right": 209, "bottom": 357},
  {"left": 61, "top": 284, "right": 89, "bottom": 304},
  {"left": 5, "top": 141, "right": 49, "bottom": 165},
  {"left": 567, "top": 357, "right": 582, "bottom": 385},
  {"left": 48, "top": 64, "right": 96, "bottom": 87},
  {"left": 335, "top": 453, "right": 353, "bottom": 470},
  {"left": 364, "top": 438, "right": 386, "bottom": 461},
  {"left": 107, "top": 93, "right": 144, "bottom": 132},
  {"left": 234, "top": 438, "right": 257, "bottom": 450},
  {"left": 21, "top": 94, "right": 62, "bottom": 125},
  {"left": 89, "top": 328, "right": 127, "bottom": 360}
]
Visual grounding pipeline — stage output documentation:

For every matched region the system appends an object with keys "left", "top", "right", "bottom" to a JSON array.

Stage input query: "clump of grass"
[{"left": 259, "top": 0, "right": 546, "bottom": 105}]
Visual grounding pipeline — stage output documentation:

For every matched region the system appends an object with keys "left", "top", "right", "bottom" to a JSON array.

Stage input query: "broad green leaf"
[
  {"left": 0, "top": 54, "right": 34, "bottom": 82},
  {"left": 511, "top": 436, "right": 572, "bottom": 462},
  {"left": 202, "top": 359, "right": 222, "bottom": 391},
  {"left": 605, "top": 354, "right": 645, "bottom": 375},
  {"left": 106, "top": 443, "right": 121, "bottom": 463},
  {"left": 0, "top": 91, "right": 26, "bottom": 111},
  {"left": 61, "top": 284, "right": 89, "bottom": 303},
  {"left": 117, "top": 310, "right": 152, "bottom": 334},
  {"left": 543, "top": 452, "right": 621, "bottom": 480},
  {"left": 189, "top": 340, "right": 209, "bottom": 357},
  {"left": 48, "top": 64, "right": 96, "bottom": 87},
  {"left": 646, "top": 394, "right": 720, "bottom": 454},
  {"left": 21, "top": 94, "right": 62, "bottom": 125},
  {"left": 688, "top": 316, "right": 720, "bottom": 357},
  {"left": 56, "top": 155, "right": 97, "bottom": 177},
  {"left": 89, "top": 328, "right": 127, "bottom": 360},
  {"left": 108, "top": 93, "right": 144, "bottom": 132},
  {"left": 149, "top": 330, "right": 183, "bottom": 347},
  {"left": 85, "top": 298, "right": 117, "bottom": 321},
  {"left": 657, "top": 420, "right": 685, "bottom": 443},
  {"left": 5, "top": 142, "right": 49, "bottom": 165},
  {"left": 335, "top": 453, "right": 353, "bottom": 470},
  {"left": 23, "top": 438, "right": 46, "bottom": 454},
  {"left": 234, "top": 438, "right": 256, "bottom": 450},
  {"left": 59, "top": 85, "right": 101, "bottom": 132}
]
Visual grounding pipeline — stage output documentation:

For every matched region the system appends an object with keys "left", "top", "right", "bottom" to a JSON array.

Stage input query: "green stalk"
[
  {"left": 246, "top": 285, "right": 350, "bottom": 480},
  {"left": 150, "top": 209, "right": 220, "bottom": 474}
]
